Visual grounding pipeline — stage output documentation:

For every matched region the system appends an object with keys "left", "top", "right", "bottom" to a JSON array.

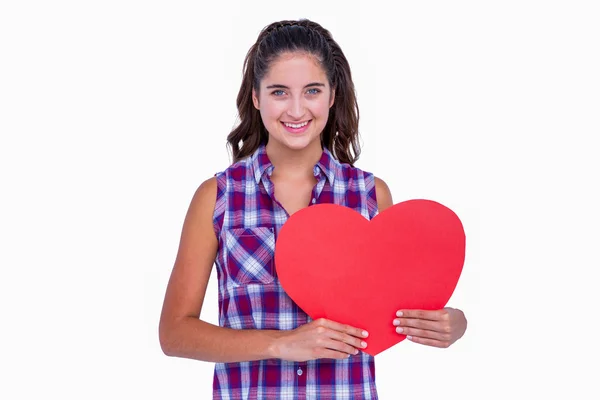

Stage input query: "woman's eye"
[
  {"left": 307, "top": 88, "right": 320, "bottom": 95},
  {"left": 272, "top": 90, "right": 285, "bottom": 96}
]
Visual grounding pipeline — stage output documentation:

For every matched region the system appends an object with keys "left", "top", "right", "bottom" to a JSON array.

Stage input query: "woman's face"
[{"left": 252, "top": 52, "right": 335, "bottom": 153}]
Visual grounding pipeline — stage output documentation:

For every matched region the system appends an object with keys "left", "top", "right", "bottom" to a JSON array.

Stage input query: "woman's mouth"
[{"left": 281, "top": 120, "right": 311, "bottom": 134}]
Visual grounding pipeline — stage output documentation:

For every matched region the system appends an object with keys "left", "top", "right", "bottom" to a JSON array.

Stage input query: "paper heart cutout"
[{"left": 274, "top": 200, "right": 465, "bottom": 356}]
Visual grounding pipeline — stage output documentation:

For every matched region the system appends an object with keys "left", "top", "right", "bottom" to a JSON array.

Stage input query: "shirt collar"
[
  {"left": 314, "top": 147, "right": 337, "bottom": 186},
  {"left": 252, "top": 145, "right": 273, "bottom": 184},
  {"left": 252, "top": 144, "right": 337, "bottom": 186}
]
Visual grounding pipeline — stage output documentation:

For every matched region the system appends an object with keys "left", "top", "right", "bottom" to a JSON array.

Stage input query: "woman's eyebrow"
[{"left": 266, "top": 82, "right": 326, "bottom": 89}]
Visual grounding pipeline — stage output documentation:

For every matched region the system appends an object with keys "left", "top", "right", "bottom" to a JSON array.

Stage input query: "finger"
[
  {"left": 323, "top": 328, "right": 368, "bottom": 352},
  {"left": 321, "top": 336, "right": 362, "bottom": 355},
  {"left": 315, "top": 347, "right": 356, "bottom": 360},
  {"left": 393, "top": 317, "right": 447, "bottom": 332},
  {"left": 317, "top": 318, "right": 369, "bottom": 339},
  {"left": 396, "top": 309, "right": 448, "bottom": 321},
  {"left": 405, "top": 335, "right": 451, "bottom": 348},
  {"left": 395, "top": 326, "right": 451, "bottom": 342}
]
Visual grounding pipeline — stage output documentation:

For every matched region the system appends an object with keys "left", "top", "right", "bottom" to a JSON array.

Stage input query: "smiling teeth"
[{"left": 284, "top": 121, "right": 309, "bottom": 128}]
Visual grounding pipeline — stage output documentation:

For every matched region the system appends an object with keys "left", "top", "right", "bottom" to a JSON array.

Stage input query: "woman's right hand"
[{"left": 270, "top": 318, "right": 369, "bottom": 362}]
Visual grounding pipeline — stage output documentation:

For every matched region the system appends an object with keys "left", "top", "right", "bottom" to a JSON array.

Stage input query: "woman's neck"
[{"left": 265, "top": 140, "right": 323, "bottom": 181}]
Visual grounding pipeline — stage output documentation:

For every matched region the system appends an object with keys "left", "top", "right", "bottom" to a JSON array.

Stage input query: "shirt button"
[
  {"left": 311, "top": 198, "right": 316, "bottom": 204},
  {"left": 297, "top": 367, "right": 303, "bottom": 376}
]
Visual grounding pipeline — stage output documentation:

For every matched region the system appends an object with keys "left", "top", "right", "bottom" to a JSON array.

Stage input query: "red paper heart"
[{"left": 274, "top": 200, "right": 465, "bottom": 356}]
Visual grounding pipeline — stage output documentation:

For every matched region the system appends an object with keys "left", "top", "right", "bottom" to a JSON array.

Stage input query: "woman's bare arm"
[
  {"left": 158, "top": 177, "right": 282, "bottom": 363},
  {"left": 159, "top": 177, "right": 370, "bottom": 363}
]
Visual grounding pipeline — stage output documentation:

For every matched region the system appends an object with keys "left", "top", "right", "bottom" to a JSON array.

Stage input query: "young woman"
[{"left": 159, "top": 19, "right": 467, "bottom": 399}]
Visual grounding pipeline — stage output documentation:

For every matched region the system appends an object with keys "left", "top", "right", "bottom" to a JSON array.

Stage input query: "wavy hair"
[{"left": 227, "top": 19, "right": 361, "bottom": 166}]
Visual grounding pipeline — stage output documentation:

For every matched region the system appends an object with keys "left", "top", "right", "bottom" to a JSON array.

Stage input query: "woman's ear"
[
  {"left": 329, "top": 88, "right": 335, "bottom": 108},
  {"left": 252, "top": 88, "right": 260, "bottom": 110}
]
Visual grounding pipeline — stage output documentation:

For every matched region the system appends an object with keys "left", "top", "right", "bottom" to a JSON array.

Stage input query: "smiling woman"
[
  {"left": 228, "top": 20, "right": 360, "bottom": 167},
  {"left": 251, "top": 53, "right": 334, "bottom": 154},
  {"left": 158, "top": 18, "right": 467, "bottom": 400}
]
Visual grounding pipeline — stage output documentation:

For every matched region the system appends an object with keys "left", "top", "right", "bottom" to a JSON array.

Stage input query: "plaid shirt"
[{"left": 212, "top": 145, "right": 379, "bottom": 399}]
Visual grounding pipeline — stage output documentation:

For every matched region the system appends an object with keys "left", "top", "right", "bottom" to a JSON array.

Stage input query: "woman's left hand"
[{"left": 392, "top": 307, "right": 467, "bottom": 348}]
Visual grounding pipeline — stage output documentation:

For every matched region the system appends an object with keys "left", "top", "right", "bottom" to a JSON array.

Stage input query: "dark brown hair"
[{"left": 227, "top": 19, "right": 361, "bottom": 166}]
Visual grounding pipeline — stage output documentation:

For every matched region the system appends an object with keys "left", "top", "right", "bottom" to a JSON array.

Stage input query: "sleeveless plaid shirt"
[{"left": 212, "top": 145, "right": 379, "bottom": 399}]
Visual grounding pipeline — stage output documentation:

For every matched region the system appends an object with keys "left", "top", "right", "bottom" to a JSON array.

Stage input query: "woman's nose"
[{"left": 286, "top": 98, "right": 306, "bottom": 119}]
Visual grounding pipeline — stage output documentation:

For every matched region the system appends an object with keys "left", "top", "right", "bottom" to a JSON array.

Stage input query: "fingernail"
[
  {"left": 407, "top": 336, "right": 413, "bottom": 340},
  {"left": 396, "top": 311, "right": 403, "bottom": 317},
  {"left": 361, "top": 341, "right": 367, "bottom": 348},
  {"left": 362, "top": 330, "right": 369, "bottom": 337},
  {"left": 396, "top": 327, "right": 403, "bottom": 334},
  {"left": 393, "top": 319, "right": 400, "bottom": 326},
  {"left": 354, "top": 349, "right": 358, "bottom": 355}
]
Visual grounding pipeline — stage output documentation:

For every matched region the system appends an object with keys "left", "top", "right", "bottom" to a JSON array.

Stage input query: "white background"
[{"left": 1, "top": 0, "right": 599, "bottom": 398}]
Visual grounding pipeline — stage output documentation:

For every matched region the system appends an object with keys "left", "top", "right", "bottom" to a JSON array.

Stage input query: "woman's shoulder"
[
  {"left": 331, "top": 158, "right": 373, "bottom": 181},
  {"left": 331, "top": 160, "right": 393, "bottom": 212},
  {"left": 190, "top": 176, "right": 218, "bottom": 209},
  {"left": 373, "top": 176, "right": 393, "bottom": 212},
  {"left": 214, "top": 155, "right": 256, "bottom": 182}
]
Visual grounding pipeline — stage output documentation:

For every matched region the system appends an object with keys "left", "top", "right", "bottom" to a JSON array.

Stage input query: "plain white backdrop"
[{"left": 1, "top": 0, "right": 599, "bottom": 398}]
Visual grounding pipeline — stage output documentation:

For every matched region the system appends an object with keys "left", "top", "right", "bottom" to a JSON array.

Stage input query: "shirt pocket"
[{"left": 223, "top": 226, "right": 276, "bottom": 285}]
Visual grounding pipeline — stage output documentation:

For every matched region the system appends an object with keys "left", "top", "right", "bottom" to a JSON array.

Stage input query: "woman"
[{"left": 159, "top": 19, "right": 467, "bottom": 399}]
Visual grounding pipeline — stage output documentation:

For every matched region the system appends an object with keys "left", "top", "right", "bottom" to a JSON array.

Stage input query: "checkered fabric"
[{"left": 211, "top": 145, "right": 379, "bottom": 399}]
